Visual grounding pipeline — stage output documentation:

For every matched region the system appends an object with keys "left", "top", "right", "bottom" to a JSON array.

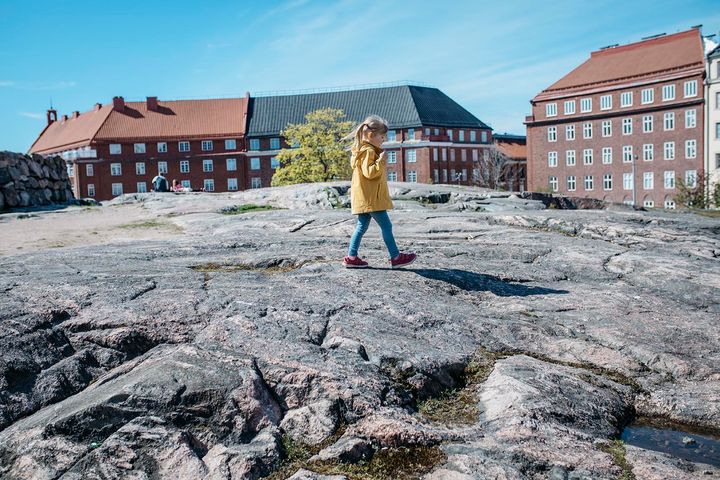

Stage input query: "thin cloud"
[
  {"left": 19, "top": 112, "right": 44, "bottom": 120},
  {"left": 0, "top": 81, "right": 14, "bottom": 87},
  {"left": 8, "top": 81, "right": 77, "bottom": 91}
]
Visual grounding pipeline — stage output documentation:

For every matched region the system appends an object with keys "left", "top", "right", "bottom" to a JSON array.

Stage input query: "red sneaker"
[
  {"left": 343, "top": 256, "right": 369, "bottom": 268},
  {"left": 390, "top": 252, "right": 417, "bottom": 269}
]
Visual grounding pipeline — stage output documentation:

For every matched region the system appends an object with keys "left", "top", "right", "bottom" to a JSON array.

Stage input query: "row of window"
[
  {"left": 545, "top": 81, "right": 698, "bottom": 117},
  {"left": 547, "top": 141, "right": 697, "bottom": 166},
  {"left": 548, "top": 170, "right": 697, "bottom": 193},
  {"left": 99, "top": 177, "right": 265, "bottom": 197},
  {"left": 110, "top": 139, "right": 239, "bottom": 155},
  {"left": 104, "top": 157, "right": 281, "bottom": 176},
  {"left": 546, "top": 110, "right": 696, "bottom": 142}
]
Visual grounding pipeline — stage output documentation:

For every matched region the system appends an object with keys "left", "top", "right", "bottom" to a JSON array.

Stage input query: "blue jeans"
[{"left": 348, "top": 210, "right": 400, "bottom": 259}]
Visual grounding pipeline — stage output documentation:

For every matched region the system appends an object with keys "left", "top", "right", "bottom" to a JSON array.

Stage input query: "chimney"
[
  {"left": 112, "top": 96, "right": 125, "bottom": 111},
  {"left": 61, "top": 114, "right": 68, "bottom": 122},
  {"left": 146, "top": 96, "right": 158, "bottom": 111},
  {"left": 47, "top": 109, "right": 57, "bottom": 125},
  {"left": 94, "top": 102, "right": 102, "bottom": 111},
  {"left": 72, "top": 111, "right": 80, "bottom": 119}
]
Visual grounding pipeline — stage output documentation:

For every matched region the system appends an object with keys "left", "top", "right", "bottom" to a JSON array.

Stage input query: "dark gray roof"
[
  {"left": 493, "top": 133, "right": 526, "bottom": 142},
  {"left": 246, "top": 85, "right": 490, "bottom": 136}
]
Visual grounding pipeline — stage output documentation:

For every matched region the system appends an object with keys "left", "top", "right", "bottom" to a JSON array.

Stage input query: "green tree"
[
  {"left": 271, "top": 108, "right": 354, "bottom": 186},
  {"left": 674, "top": 172, "right": 709, "bottom": 209}
]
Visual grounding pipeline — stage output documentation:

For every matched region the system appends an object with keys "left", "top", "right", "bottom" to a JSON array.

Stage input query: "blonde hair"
[{"left": 348, "top": 115, "right": 389, "bottom": 153}]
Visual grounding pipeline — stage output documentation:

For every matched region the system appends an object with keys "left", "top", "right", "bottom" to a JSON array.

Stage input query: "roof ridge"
[{"left": 591, "top": 28, "right": 699, "bottom": 57}]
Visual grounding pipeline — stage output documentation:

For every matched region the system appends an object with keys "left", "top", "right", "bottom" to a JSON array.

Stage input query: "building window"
[
  {"left": 548, "top": 127, "right": 557, "bottom": 142},
  {"left": 462, "top": 168, "right": 467, "bottom": 181},
  {"left": 407, "top": 129, "right": 415, "bottom": 140},
  {"left": 566, "top": 150, "right": 576, "bottom": 166},
  {"left": 442, "top": 169, "right": 448, "bottom": 182},
  {"left": 432, "top": 148, "right": 438, "bottom": 162},
  {"left": 450, "top": 168, "right": 456, "bottom": 180},
  {"left": 620, "top": 92, "right": 633, "bottom": 107},
  {"left": 566, "top": 124, "right": 575, "bottom": 141},
  {"left": 434, "top": 169, "right": 439, "bottom": 183},
  {"left": 685, "top": 139, "right": 696, "bottom": 159},
  {"left": 407, "top": 170, "right": 417, "bottom": 182},
  {"left": 643, "top": 172, "right": 653, "bottom": 190},
  {"left": 664, "top": 199, "right": 676, "bottom": 209},
  {"left": 461, "top": 149, "right": 467, "bottom": 162},
  {"left": 434, "top": 128, "right": 440, "bottom": 136},
  {"left": 481, "top": 131, "right": 488, "bottom": 143},
  {"left": 271, "top": 157, "right": 280, "bottom": 169},
  {"left": 603, "top": 173, "right": 613, "bottom": 191},
  {"left": 181, "top": 180, "right": 191, "bottom": 189},
  {"left": 86, "top": 164, "right": 94, "bottom": 176},
  {"left": 204, "top": 179, "right": 215, "bottom": 192},
  {"left": 110, "top": 163, "right": 122, "bottom": 176},
  {"left": 602, "top": 147, "right": 612, "bottom": 164},
  {"left": 717, "top": 153, "right": 720, "bottom": 169},
  {"left": 201, "top": 140, "right": 213, "bottom": 151},
  {"left": 136, "top": 162, "right": 146, "bottom": 175},
  {"left": 458, "top": 130, "right": 465, "bottom": 142},
  {"left": 717, "top": 92, "right": 720, "bottom": 109},
  {"left": 157, "top": 142, "right": 167, "bottom": 153},
  {"left": 137, "top": 182, "right": 147, "bottom": 193},
  {"left": 251, "top": 177, "right": 261, "bottom": 189},
  {"left": 546, "top": 103, "right": 557, "bottom": 117},
  {"left": 388, "top": 130, "right": 396, "bottom": 142},
  {"left": 582, "top": 122, "right": 592, "bottom": 139},
  {"left": 387, "top": 171, "right": 397, "bottom": 182},
  {"left": 622, "top": 145, "right": 633, "bottom": 163},
  {"left": 716, "top": 122, "right": 720, "bottom": 140},
  {"left": 684, "top": 80, "right": 697, "bottom": 98},
  {"left": 584, "top": 175, "right": 594, "bottom": 191},
  {"left": 134, "top": 143, "right": 146, "bottom": 154},
  {"left": 110, "top": 144, "right": 121, "bottom": 155},
  {"left": 446, "top": 129, "right": 453, "bottom": 141},
  {"left": 450, "top": 149, "right": 456, "bottom": 162},
  {"left": 567, "top": 175, "right": 576, "bottom": 191},
  {"left": 685, "top": 170, "right": 697, "bottom": 188},
  {"left": 250, "top": 157, "right": 261, "bottom": 170},
  {"left": 623, "top": 173, "right": 633, "bottom": 190},
  {"left": 111, "top": 183, "right": 123, "bottom": 196},
  {"left": 549, "top": 176, "right": 558, "bottom": 192},
  {"left": 179, "top": 141, "right": 190, "bottom": 152},
  {"left": 644, "top": 199, "right": 654, "bottom": 208},
  {"left": 66, "top": 163, "right": 74, "bottom": 177},
  {"left": 180, "top": 160, "right": 190, "bottom": 173},
  {"left": 387, "top": 151, "right": 397, "bottom": 164},
  {"left": 158, "top": 161, "right": 168, "bottom": 174},
  {"left": 642, "top": 115, "right": 653, "bottom": 133},
  {"left": 564, "top": 100, "right": 576, "bottom": 115},
  {"left": 203, "top": 159, "right": 213, "bottom": 172},
  {"left": 583, "top": 149, "right": 593, "bottom": 165},
  {"left": 425, "top": 128, "right": 430, "bottom": 136},
  {"left": 226, "top": 158, "right": 237, "bottom": 171},
  {"left": 228, "top": 178, "right": 238, "bottom": 191},
  {"left": 622, "top": 118, "right": 632, "bottom": 135},
  {"left": 442, "top": 148, "right": 447, "bottom": 161},
  {"left": 600, "top": 94, "right": 612, "bottom": 110},
  {"left": 407, "top": 149, "right": 417, "bottom": 162},
  {"left": 685, "top": 109, "right": 696, "bottom": 128},
  {"left": 270, "top": 138, "right": 280, "bottom": 150},
  {"left": 664, "top": 142, "right": 675, "bottom": 160},
  {"left": 662, "top": 84, "right": 675, "bottom": 101},
  {"left": 580, "top": 98, "right": 592, "bottom": 113},
  {"left": 642, "top": 144, "right": 653, "bottom": 162},
  {"left": 470, "top": 131, "right": 476, "bottom": 142},
  {"left": 602, "top": 120, "right": 612, "bottom": 137},
  {"left": 249, "top": 139, "right": 260, "bottom": 150},
  {"left": 471, "top": 168, "right": 478, "bottom": 182},
  {"left": 548, "top": 151, "right": 558, "bottom": 167},
  {"left": 641, "top": 88, "right": 654, "bottom": 104},
  {"left": 472, "top": 149, "right": 478, "bottom": 162},
  {"left": 664, "top": 112, "right": 675, "bottom": 130},
  {"left": 664, "top": 171, "right": 675, "bottom": 189}
]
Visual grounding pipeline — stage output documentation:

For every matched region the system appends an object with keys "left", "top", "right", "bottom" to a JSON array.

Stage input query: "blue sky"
[{"left": 1, "top": 0, "right": 718, "bottom": 152}]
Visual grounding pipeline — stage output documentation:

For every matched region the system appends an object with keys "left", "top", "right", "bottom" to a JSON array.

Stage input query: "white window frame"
[
  {"left": 470, "top": 131, "right": 477, "bottom": 142},
  {"left": 226, "top": 158, "right": 237, "bottom": 171},
  {"left": 87, "top": 184, "right": 95, "bottom": 197},
  {"left": 600, "top": 94, "right": 612, "bottom": 110},
  {"left": 620, "top": 91, "right": 633, "bottom": 107},
  {"left": 602, "top": 120, "right": 612, "bottom": 137},
  {"left": 446, "top": 129, "right": 452, "bottom": 141},
  {"left": 642, "top": 115, "right": 653, "bottom": 133},
  {"left": 251, "top": 177, "right": 262, "bottom": 189},
  {"left": 111, "top": 183, "right": 123, "bottom": 196},
  {"left": 387, "top": 171, "right": 398, "bottom": 182},
  {"left": 685, "top": 109, "right": 696, "bottom": 128},
  {"left": 583, "top": 122, "right": 592, "bottom": 139},
  {"left": 644, "top": 199, "right": 654, "bottom": 208},
  {"left": 623, "top": 173, "right": 633, "bottom": 190},
  {"left": 225, "top": 139, "right": 237, "bottom": 150},
  {"left": 387, "top": 130, "right": 397, "bottom": 142},
  {"left": 181, "top": 180, "right": 191, "bottom": 189},
  {"left": 110, "top": 144, "right": 122, "bottom": 155},
  {"left": 136, "top": 182, "right": 147, "bottom": 193},
  {"left": 458, "top": 130, "right": 465, "bottom": 142},
  {"left": 567, "top": 175, "right": 576, "bottom": 191},
  {"left": 271, "top": 157, "right": 280, "bottom": 169},
  {"left": 566, "top": 124, "right": 575, "bottom": 141},
  {"left": 643, "top": 172, "right": 654, "bottom": 190},
  {"left": 249, "top": 139, "right": 260, "bottom": 151},
  {"left": 684, "top": 80, "right": 697, "bottom": 98},
  {"left": 549, "top": 176, "right": 558, "bottom": 192},
  {"left": 622, "top": 118, "right": 632, "bottom": 135},
  {"left": 664, "top": 199, "right": 676, "bottom": 209},
  {"left": 663, "top": 112, "right": 675, "bottom": 131},
  {"left": 602, "top": 147, "right": 612, "bottom": 164},
  {"left": 583, "top": 148, "right": 593, "bottom": 165},
  {"left": 580, "top": 98, "right": 592, "bottom": 113},
  {"left": 135, "top": 162, "right": 146, "bottom": 175},
  {"left": 641, "top": 88, "right": 654, "bottom": 104},
  {"left": 179, "top": 141, "right": 190, "bottom": 152},
  {"left": 204, "top": 179, "right": 215, "bottom": 192},
  {"left": 546, "top": 103, "right": 557, "bottom": 117},
  {"left": 603, "top": 173, "right": 613, "bottom": 191},
  {"left": 201, "top": 140, "right": 213, "bottom": 151},
  {"left": 548, "top": 151, "right": 558, "bottom": 167},
  {"left": 86, "top": 164, "right": 94, "bottom": 176},
  {"left": 157, "top": 161, "right": 168, "bottom": 174},
  {"left": 662, "top": 84, "right": 675, "bottom": 101},
  {"left": 622, "top": 145, "right": 633, "bottom": 163},
  {"left": 481, "top": 131, "right": 488, "bottom": 143},
  {"left": 406, "top": 149, "right": 417, "bottom": 162},
  {"left": 548, "top": 126, "right": 557, "bottom": 142},
  {"left": 407, "top": 170, "right": 417, "bottom": 183},
  {"left": 250, "top": 157, "right": 261, "bottom": 170},
  {"left": 134, "top": 143, "right": 146, "bottom": 154},
  {"left": 685, "top": 139, "right": 696, "bottom": 159},
  {"left": 663, "top": 142, "right": 675, "bottom": 161},
  {"left": 270, "top": 138, "right": 281, "bottom": 150},
  {"left": 110, "top": 163, "right": 122, "bottom": 176},
  {"left": 564, "top": 100, "right": 576, "bottom": 115},
  {"left": 642, "top": 144, "right": 653, "bottom": 162},
  {"left": 180, "top": 160, "right": 190, "bottom": 173},
  {"left": 566, "top": 150, "right": 576, "bottom": 166},
  {"left": 228, "top": 178, "right": 238, "bottom": 191},
  {"left": 203, "top": 159, "right": 213, "bottom": 172},
  {"left": 387, "top": 151, "right": 397, "bottom": 164},
  {"left": 685, "top": 170, "right": 697, "bottom": 188},
  {"left": 584, "top": 175, "right": 594, "bottom": 191},
  {"left": 664, "top": 171, "right": 675, "bottom": 189},
  {"left": 157, "top": 142, "right": 167, "bottom": 153}
]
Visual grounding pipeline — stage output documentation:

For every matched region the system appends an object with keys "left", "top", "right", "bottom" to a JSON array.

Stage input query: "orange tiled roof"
[
  {"left": 29, "top": 106, "right": 113, "bottom": 154},
  {"left": 495, "top": 141, "right": 526, "bottom": 160},
  {"left": 29, "top": 97, "right": 248, "bottom": 154},
  {"left": 537, "top": 29, "right": 704, "bottom": 98},
  {"left": 95, "top": 98, "right": 247, "bottom": 141}
]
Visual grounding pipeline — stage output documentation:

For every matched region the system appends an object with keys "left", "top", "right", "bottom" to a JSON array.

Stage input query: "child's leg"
[
  {"left": 348, "top": 213, "right": 372, "bottom": 257},
  {"left": 369, "top": 211, "right": 400, "bottom": 259}
]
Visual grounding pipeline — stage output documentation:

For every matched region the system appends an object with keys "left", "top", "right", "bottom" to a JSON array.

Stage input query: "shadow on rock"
[{"left": 411, "top": 268, "right": 569, "bottom": 297}]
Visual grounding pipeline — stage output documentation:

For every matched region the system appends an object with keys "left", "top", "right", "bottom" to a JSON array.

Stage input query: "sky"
[{"left": 1, "top": 0, "right": 719, "bottom": 152}]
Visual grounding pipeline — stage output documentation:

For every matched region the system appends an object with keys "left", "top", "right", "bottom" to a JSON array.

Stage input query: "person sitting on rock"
[
  {"left": 343, "top": 115, "right": 417, "bottom": 269},
  {"left": 171, "top": 179, "right": 184, "bottom": 192},
  {"left": 152, "top": 171, "right": 169, "bottom": 192}
]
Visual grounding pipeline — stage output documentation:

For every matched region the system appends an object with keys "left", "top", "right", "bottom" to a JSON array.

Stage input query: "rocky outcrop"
[
  {"left": 0, "top": 185, "right": 718, "bottom": 479},
  {"left": 0, "top": 151, "right": 74, "bottom": 210}
]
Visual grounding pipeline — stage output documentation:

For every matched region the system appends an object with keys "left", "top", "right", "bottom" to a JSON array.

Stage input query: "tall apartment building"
[
  {"left": 707, "top": 43, "right": 720, "bottom": 200},
  {"left": 245, "top": 85, "right": 494, "bottom": 187},
  {"left": 526, "top": 28, "right": 706, "bottom": 208}
]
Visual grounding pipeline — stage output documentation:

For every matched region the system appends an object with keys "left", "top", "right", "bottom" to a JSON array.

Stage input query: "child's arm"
[{"left": 360, "top": 150, "right": 385, "bottom": 180}]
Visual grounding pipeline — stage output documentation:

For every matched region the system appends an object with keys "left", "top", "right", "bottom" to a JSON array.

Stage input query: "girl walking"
[{"left": 343, "top": 115, "right": 417, "bottom": 269}]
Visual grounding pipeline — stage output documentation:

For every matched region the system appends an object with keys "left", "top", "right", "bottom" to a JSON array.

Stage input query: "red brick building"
[
  {"left": 493, "top": 133, "right": 527, "bottom": 191},
  {"left": 526, "top": 28, "right": 706, "bottom": 208},
  {"left": 29, "top": 96, "right": 248, "bottom": 200}
]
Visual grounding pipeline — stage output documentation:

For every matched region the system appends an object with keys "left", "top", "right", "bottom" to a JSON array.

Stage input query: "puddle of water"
[{"left": 621, "top": 418, "right": 720, "bottom": 467}]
